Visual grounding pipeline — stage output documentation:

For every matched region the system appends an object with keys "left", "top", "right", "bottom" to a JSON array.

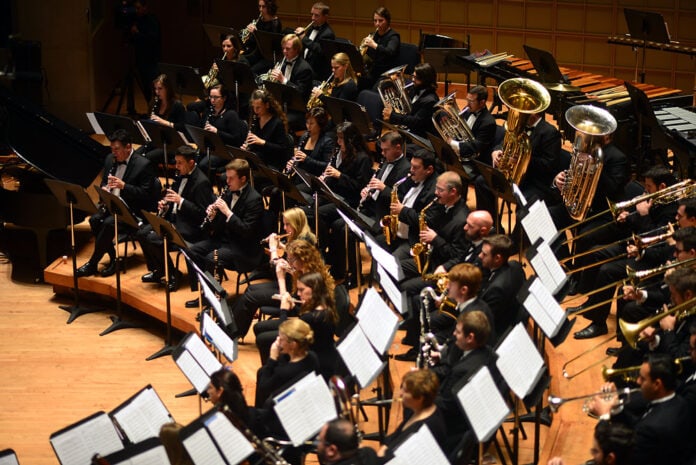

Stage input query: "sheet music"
[
  {"left": 521, "top": 200, "right": 557, "bottom": 246},
  {"left": 111, "top": 387, "right": 173, "bottom": 444},
  {"left": 0, "top": 451, "right": 19, "bottom": 465},
  {"left": 522, "top": 278, "right": 566, "bottom": 338},
  {"left": 182, "top": 428, "right": 227, "bottom": 465},
  {"left": 457, "top": 367, "right": 510, "bottom": 443},
  {"left": 202, "top": 313, "right": 238, "bottom": 362},
  {"left": 133, "top": 121, "right": 152, "bottom": 143},
  {"left": 363, "top": 234, "right": 403, "bottom": 281},
  {"left": 337, "top": 209, "right": 366, "bottom": 241},
  {"left": 356, "top": 287, "right": 399, "bottom": 354},
  {"left": 388, "top": 425, "right": 449, "bottom": 465},
  {"left": 199, "top": 276, "right": 226, "bottom": 326},
  {"left": 529, "top": 241, "right": 566, "bottom": 294},
  {"left": 512, "top": 183, "right": 527, "bottom": 208},
  {"left": 274, "top": 373, "right": 337, "bottom": 446},
  {"left": 86, "top": 113, "right": 104, "bottom": 135},
  {"left": 174, "top": 349, "right": 211, "bottom": 393},
  {"left": 204, "top": 411, "right": 255, "bottom": 464},
  {"left": 50, "top": 413, "right": 123, "bottom": 465},
  {"left": 337, "top": 324, "right": 384, "bottom": 388},
  {"left": 111, "top": 445, "right": 170, "bottom": 465},
  {"left": 376, "top": 265, "right": 405, "bottom": 314},
  {"left": 496, "top": 323, "right": 545, "bottom": 398},
  {"left": 183, "top": 333, "right": 223, "bottom": 376}
]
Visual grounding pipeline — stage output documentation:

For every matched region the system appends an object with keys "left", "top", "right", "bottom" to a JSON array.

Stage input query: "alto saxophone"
[
  {"left": 382, "top": 174, "right": 410, "bottom": 245},
  {"left": 411, "top": 196, "right": 437, "bottom": 275}
]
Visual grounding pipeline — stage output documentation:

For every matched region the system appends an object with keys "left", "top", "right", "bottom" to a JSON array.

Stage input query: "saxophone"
[
  {"left": 410, "top": 196, "right": 437, "bottom": 275},
  {"left": 382, "top": 174, "right": 410, "bottom": 245}
]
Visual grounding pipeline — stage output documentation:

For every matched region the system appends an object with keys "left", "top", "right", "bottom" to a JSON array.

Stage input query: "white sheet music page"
[
  {"left": 389, "top": 424, "right": 449, "bottom": 465},
  {"left": 274, "top": 373, "right": 337, "bottom": 446},
  {"left": 86, "top": 113, "right": 104, "bottom": 135},
  {"left": 376, "top": 265, "right": 405, "bottom": 314},
  {"left": 202, "top": 312, "right": 238, "bottom": 362},
  {"left": 182, "top": 428, "right": 227, "bottom": 465},
  {"left": 204, "top": 411, "right": 255, "bottom": 465},
  {"left": 337, "top": 209, "right": 365, "bottom": 241},
  {"left": 174, "top": 349, "right": 211, "bottom": 394},
  {"left": 521, "top": 199, "right": 557, "bottom": 246},
  {"left": 496, "top": 323, "right": 545, "bottom": 398},
  {"left": 337, "top": 324, "right": 383, "bottom": 388},
  {"left": 111, "top": 445, "right": 171, "bottom": 465},
  {"left": 356, "top": 287, "right": 399, "bottom": 355},
  {"left": 184, "top": 333, "right": 223, "bottom": 376},
  {"left": 529, "top": 240, "right": 566, "bottom": 294},
  {"left": 457, "top": 367, "right": 510, "bottom": 443},
  {"left": 523, "top": 278, "right": 565, "bottom": 338},
  {"left": 200, "top": 277, "right": 226, "bottom": 326},
  {"left": 363, "top": 234, "right": 402, "bottom": 281},
  {"left": 50, "top": 413, "right": 123, "bottom": 465},
  {"left": 112, "top": 387, "right": 172, "bottom": 444},
  {"left": 0, "top": 452, "right": 19, "bottom": 465}
]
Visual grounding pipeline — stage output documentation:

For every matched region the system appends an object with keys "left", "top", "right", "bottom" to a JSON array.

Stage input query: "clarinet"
[
  {"left": 319, "top": 146, "right": 339, "bottom": 181},
  {"left": 203, "top": 102, "right": 215, "bottom": 127},
  {"left": 150, "top": 96, "right": 160, "bottom": 117},
  {"left": 157, "top": 173, "right": 180, "bottom": 218},
  {"left": 97, "top": 161, "right": 119, "bottom": 214},
  {"left": 358, "top": 159, "right": 384, "bottom": 211},
  {"left": 200, "top": 187, "right": 230, "bottom": 230}
]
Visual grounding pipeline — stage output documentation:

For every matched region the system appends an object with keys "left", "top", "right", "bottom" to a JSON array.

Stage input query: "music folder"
[
  {"left": 495, "top": 323, "right": 546, "bottom": 399},
  {"left": 517, "top": 277, "right": 568, "bottom": 342},
  {"left": 185, "top": 124, "right": 232, "bottom": 162},
  {"left": 179, "top": 408, "right": 255, "bottom": 465},
  {"left": 95, "top": 186, "right": 141, "bottom": 229},
  {"left": 202, "top": 23, "right": 239, "bottom": 49},
  {"left": 319, "top": 38, "right": 363, "bottom": 77},
  {"left": 100, "top": 437, "right": 169, "bottom": 465},
  {"left": 158, "top": 62, "right": 207, "bottom": 98},
  {"left": 0, "top": 449, "right": 19, "bottom": 465},
  {"left": 172, "top": 332, "right": 223, "bottom": 394},
  {"left": 264, "top": 80, "right": 307, "bottom": 112},
  {"left": 624, "top": 8, "right": 672, "bottom": 44},
  {"left": 386, "top": 425, "right": 450, "bottom": 465},
  {"left": 525, "top": 237, "right": 567, "bottom": 296},
  {"left": 456, "top": 366, "right": 510, "bottom": 443},
  {"left": 216, "top": 60, "right": 257, "bottom": 94},
  {"left": 87, "top": 112, "right": 149, "bottom": 146},
  {"left": 523, "top": 45, "right": 568, "bottom": 84}
]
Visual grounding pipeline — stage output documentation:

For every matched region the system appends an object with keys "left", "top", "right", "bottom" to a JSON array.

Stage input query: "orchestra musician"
[
  {"left": 546, "top": 420, "right": 634, "bottom": 465},
  {"left": 382, "top": 62, "right": 439, "bottom": 138},
  {"left": 310, "top": 52, "right": 359, "bottom": 103},
  {"left": 287, "top": 106, "right": 335, "bottom": 177},
  {"left": 447, "top": 85, "right": 497, "bottom": 166},
  {"left": 295, "top": 2, "right": 335, "bottom": 80},
  {"left": 203, "top": 367, "right": 251, "bottom": 424},
  {"left": 316, "top": 418, "right": 379, "bottom": 465},
  {"left": 244, "top": 0, "right": 283, "bottom": 75},
  {"left": 361, "top": 6, "right": 400, "bottom": 90},
  {"left": 135, "top": 146, "right": 213, "bottom": 292},
  {"left": 140, "top": 74, "right": 187, "bottom": 166},
  {"left": 75, "top": 129, "right": 158, "bottom": 278},
  {"left": 242, "top": 88, "right": 293, "bottom": 172}
]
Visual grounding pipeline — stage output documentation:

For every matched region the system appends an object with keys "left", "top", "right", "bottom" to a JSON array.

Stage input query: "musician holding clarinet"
[{"left": 286, "top": 107, "right": 335, "bottom": 177}]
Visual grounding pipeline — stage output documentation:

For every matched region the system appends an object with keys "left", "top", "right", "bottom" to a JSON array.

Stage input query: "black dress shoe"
[
  {"left": 100, "top": 261, "right": 118, "bottom": 277},
  {"left": 185, "top": 298, "right": 200, "bottom": 308},
  {"left": 566, "top": 304, "right": 586, "bottom": 314},
  {"left": 75, "top": 262, "right": 97, "bottom": 278},
  {"left": 605, "top": 346, "right": 620, "bottom": 357},
  {"left": 394, "top": 348, "right": 418, "bottom": 362},
  {"left": 141, "top": 271, "right": 162, "bottom": 283},
  {"left": 167, "top": 275, "right": 180, "bottom": 292},
  {"left": 574, "top": 323, "right": 608, "bottom": 340}
]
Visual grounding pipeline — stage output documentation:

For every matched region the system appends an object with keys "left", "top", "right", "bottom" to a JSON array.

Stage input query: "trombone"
[
  {"left": 620, "top": 295, "right": 696, "bottom": 349},
  {"left": 547, "top": 387, "right": 640, "bottom": 412},
  {"left": 602, "top": 355, "right": 690, "bottom": 383},
  {"left": 562, "top": 334, "right": 617, "bottom": 380}
]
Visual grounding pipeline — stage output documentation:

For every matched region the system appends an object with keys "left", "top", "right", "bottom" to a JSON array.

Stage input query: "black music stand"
[
  {"left": 427, "top": 132, "right": 473, "bottom": 181},
  {"left": 264, "top": 167, "right": 309, "bottom": 208},
  {"left": 158, "top": 62, "right": 207, "bottom": 99},
  {"left": 322, "top": 96, "right": 374, "bottom": 136},
  {"left": 139, "top": 120, "right": 189, "bottom": 188},
  {"left": 227, "top": 145, "right": 269, "bottom": 183},
  {"left": 319, "top": 38, "right": 364, "bottom": 76},
  {"left": 216, "top": 60, "right": 257, "bottom": 113},
  {"left": 184, "top": 124, "right": 233, "bottom": 181},
  {"left": 264, "top": 81, "right": 307, "bottom": 113},
  {"left": 378, "top": 119, "right": 433, "bottom": 152},
  {"left": 423, "top": 48, "right": 471, "bottom": 95},
  {"left": 141, "top": 210, "right": 189, "bottom": 361},
  {"left": 91, "top": 112, "right": 148, "bottom": 146},
  {"left": 45, "top": 179, "right": 102, "bottom": 324},
  {"left": 624, "top": 8, "right": 672, "bottom": 83},
  {"left": 202, "top": 23, "right": 239, "bottom": 48},
  {"left": 254, "top": 30, "right": 284, "bottom": 63},
  {"left": 96, "top": 187, "right": 142, "bottom": 336},
  {"left": 473, "top": 160, "right": 516, "bottom": 233},
  {"left": 522, "top": 45, "right": 568, "bottom": 84}
]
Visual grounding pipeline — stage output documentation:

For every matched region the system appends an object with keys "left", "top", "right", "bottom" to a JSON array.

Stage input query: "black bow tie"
[
  {"left": 115, "top": 161, "right": 127, "bottom": 166},
  {"left": 180, "top": 174, "right": 190, "bottom": 179},
  {"left": 230, "top": 190, "right": 241, "bottom": 196}
]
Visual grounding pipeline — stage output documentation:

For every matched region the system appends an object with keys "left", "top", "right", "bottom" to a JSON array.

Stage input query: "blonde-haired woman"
[{"left": 309, "top": 52, "right": 358, "bottom": 103}]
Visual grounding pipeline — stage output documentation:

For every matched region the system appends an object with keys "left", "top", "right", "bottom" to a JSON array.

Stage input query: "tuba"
[
  {"left": 496, "top": 78, "right": 551, "bottom": 185},
  {"left": 561, "top": 105, "right": 617, "bottom": 221},
  {"left": 377, "top": 64, "right": 413, "bottom": 115},
  {"left": 431, "top": 92, "right": 475, "bottom": 153}
]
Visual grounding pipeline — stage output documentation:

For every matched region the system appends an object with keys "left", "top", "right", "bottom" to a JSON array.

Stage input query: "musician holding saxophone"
[{"left": 295, "top": 2, "right": 335, "bottom": 80}]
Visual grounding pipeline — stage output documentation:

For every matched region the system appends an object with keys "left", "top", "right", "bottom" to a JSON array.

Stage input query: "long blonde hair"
[
  {"left": 332, "top": 52, "right": 357, "bottom": 87},
  {"left": 283, "top": 207, "right": 316, "bottom": 244}
]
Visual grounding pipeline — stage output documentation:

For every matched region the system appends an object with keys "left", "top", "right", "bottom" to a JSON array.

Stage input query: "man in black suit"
[
  {"left": 186, "top": 159, "right": 265, "bottom": 307},
  {"left": 447, "top": 85, "right": 497, "bottom": 166},
  {"left": 136, "top": 146, "right": 213, "bottom": 291},
  {"left": 678, "top": 324, "right": 696, "bottom": 424},
  {"left": 591, "top": 353, "right": 695, "bottom": 465},
  {"left": 460, "top": 210, "right": 494, "bottom": 269},
  {"left": 316, "top": 418, "right": 379, "bottom": 465},
  {"left": 76, "top": 129, "right": 158, "bottom": 278},
  {"left": 269, "top": 33, "right": 314, "bottom": 131},
  {"left": 478, "top": 234, "right": 526, "bottom": 339},
  {"left": 382, "top": 62, "right": 439, "bottom": 138},
  {"left": 547, "top": 420, "right": 634, "bottom": 465},
  {"left": 295, "top": 2, "right": 335, "bottom": 80}
]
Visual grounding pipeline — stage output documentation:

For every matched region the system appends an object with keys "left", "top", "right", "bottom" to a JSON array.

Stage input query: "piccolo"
[{"left": 271, "top": 293, "right": 303, "bottom": 305}]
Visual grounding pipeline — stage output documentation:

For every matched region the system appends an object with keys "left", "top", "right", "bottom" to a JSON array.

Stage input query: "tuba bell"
[
  {"left": 377, "top": 64, "right": 413, "bottom": 115},
  {"left": 431, "top": 92, "right": 476, "bottom": 157},
  {"left": 496, "top": 78, "right": 551, "bottom": 185},
  {"left": 561, "top": 105, "right": 617, "bottom": 221}
]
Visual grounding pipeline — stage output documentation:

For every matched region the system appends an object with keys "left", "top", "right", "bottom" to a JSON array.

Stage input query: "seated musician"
[
  {"left": 76, "top": 129, "right": 158, "bottom": 278},
  {"left": 295, "top": 2, "right": 335, "bottom": 80},
  {"left": 360, "top": 6, "right": 400, "bottom": 90},
  {"left": 287, "top": 106, "right": 335, "bottom": 177},
  {"left": 136, "top": 146, "right": 213, "bottom": 292},
  {"left": 546, "top": 420, "right": 634, "bottom": 465},
  {"left": 203, "top": 367, "right": 250, "bottom": 424},
  {"left": 589, "top": 354, "right": 695, "bottom": 465},
  {"left": 310, "top": 52, "right": 359, "bottom": 103},
  {"left": 267, "top": 34, "right": 314, "bottom": 132},
  {"left": 242, "top": 89, "right": 293, "bottom": 172},
  {"left": 203, "top": 33, "right": 250, "bottom": 118},
  {"left": 381, "top": 62, "right": 439, "bottom": 138},
  {"left": 140, "top": 74, "right": 187, "bottom": 166},
  {"left": 317, "top": 418, "right": 379, "bottom": 465},
  {"left": 678, "top": 324, "right": 696, "bottom": 422},
  {"left": 243, "top": 0, "right": 283, "bottom": 75},
  {"left": 377, "top": 369, "right": 446, "bottom": 459},
  {"left": 568, "top": 166, "right": 680, "bottom": 340},
  {"left": 185, "top": 159, "right": 265, "bottom": 308},
  {"left": 447, "top": 85, "right": 497, "bottom": 165}
]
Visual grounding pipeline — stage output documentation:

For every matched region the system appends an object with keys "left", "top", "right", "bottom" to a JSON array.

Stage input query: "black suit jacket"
[
  {"left": 590, "top": 142, "right": 628, "bottom": 212},
  {"left": 324, "top": 151, "right": 373, "bottom": 208},
  {"left": 168, "top": 167, "right": 213, "bottom": 242},
  {"left": 457, "top": 106, "right": 497, "bottom": 165},
  {"left": 397, "top": 174, "right": 438, "bottom": 244},
  {"left": 480, "top": 260, "right": 526, "bottom": 338},
  {"left": 517, "top": 119, "right": 561, "bottom": 202},
  {"left": 301, "top": 22, "right": 335, "bottom": 80},
  {"left": 388, "top": 88, "right": 438, "bottom": 137},
  {"left": 295, "top": 131, "right": 335, "bottom": 176},
  {"left": 362, "top": 155, "right": 410, "bottom": 221},
  {"left": 284, "top": 56, "right": 314, "bottom": 102},
  {"left": 101, "top": 153, "right": 157, "bottom": 214},
  {"left": 426, "top": 198, "right": 470, "bottom": 271}
]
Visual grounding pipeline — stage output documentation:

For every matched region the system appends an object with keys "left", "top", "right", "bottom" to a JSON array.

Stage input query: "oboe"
[{"left": 200, "top": 186, "right": 230, "bottom": 229}]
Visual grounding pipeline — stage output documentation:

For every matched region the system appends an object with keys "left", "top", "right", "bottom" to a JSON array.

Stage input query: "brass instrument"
[
  {"left": 200, "top": 186, "right": 230, "bottom": 230},
  {"left": 561, "top": 105, "right": 617, "bottom": 221},
  {"left": 411, "top": 196, "right": 437, "bottom": 275},
  {"left": 257, "top": 57, "right": 286, "bottom": 86},
  {"left": 431, "top": 92, "right": 475, "bottom": 153},
  {"left": 562, "top": 334, "right": 617, "bottom": 380},
  {"left": 382, "top": 174, "right": 411, "bottom": 245},
  {"left": 202, "top": 51, "right": 227, "bottom": 90},
  {"left": 240, "top": 13, "right": 262, "bottom": 45},
  {"left": 296, "top": 20, "right": 314, "bottom": 36},
  {"left": 359, "top": 29, "right": 377, "bottom": 56},
  {"left": 329, "top": 376, "right": 362, "bottom": 440},
  {"left": 306, "top": 72, "right": 335, "bottom": 110},
  {"left": 496, "top": 78, "right": 551, "bottom": 184},
  {"left": 620, "top": 295, "right": 696, "bottom": 349},
  {"left": 547, "top": 387, "right": 640, "bottom": 413},
  {"left": 602, "top": 355, "right": 690, "bottom": 383},
  {"left": 377, "top": 64, "right": 413, "bottom": 116}
]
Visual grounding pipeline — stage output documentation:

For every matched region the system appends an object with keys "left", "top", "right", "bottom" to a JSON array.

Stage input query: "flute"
[{"left": 271, "top": 293, "right": 303, "bottom": 305}]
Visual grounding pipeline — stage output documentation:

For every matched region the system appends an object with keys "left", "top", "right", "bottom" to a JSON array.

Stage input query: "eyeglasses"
[{"left": 209, "top": 95, "right": 222, "bottom": 100}]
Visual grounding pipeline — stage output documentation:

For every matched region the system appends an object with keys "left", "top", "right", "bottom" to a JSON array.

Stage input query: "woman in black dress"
[
  {"left": 243, "top": 88, "right": 293, "bottom": 171},
  {"left": 286, "top": 106, "right": 335, "bottom": 177},
  {"left": 141, "top": 74, "right": 186, "bottom": 166}
]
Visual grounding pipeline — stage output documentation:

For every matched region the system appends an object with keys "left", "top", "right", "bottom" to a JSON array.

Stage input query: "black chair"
[{"left": 398, "top": 42, "right": 421, "bottom": 75}]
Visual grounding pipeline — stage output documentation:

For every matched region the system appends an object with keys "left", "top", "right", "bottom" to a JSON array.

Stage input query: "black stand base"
[
  {"left": 100, "top": 315, "right": 140, "bottom": 336},
  {"left": 60, "top": 304, "right": 102, "bottom": 324},
  {"left": 175, "top": 387, "right": 198, "bottom": 398},
  {"left": 146, "top": 344, "right": 174, "bottom": 361}
]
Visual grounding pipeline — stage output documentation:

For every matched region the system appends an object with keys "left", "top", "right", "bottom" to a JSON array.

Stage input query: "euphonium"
[
  {"left": 383, "top": 174, "right": 411, "bottom": 245},
  {"left": 431, "top": 92, "right": 475, "bottom": 154},
  {"left": 306, "top": 72, "right": 335, "bottom": 110},
  {"left": 496, "top": 78, "right": 551, "bottom": 184},
  {"left": 377, "top": 64, "right": 413, "bottom": 115},
  {"left": 202, "top": 51, "right": 227, "bottom": 90},
  {"left": 561, "top": 105, "right": 617, "bottom": 221},
  {"left": 411, "top": 196, "right": 437, "bottom": 275},
  {"left": 240, "top": 13, "right": 262, "bottom": 45}
]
